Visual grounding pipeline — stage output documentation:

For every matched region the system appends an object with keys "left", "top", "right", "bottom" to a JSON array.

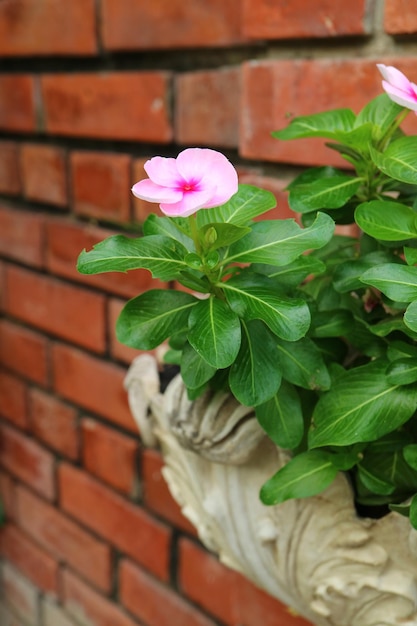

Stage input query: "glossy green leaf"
[
  {"left": 370, "top": 137, "right": 417, "bottom": 184},
  {"left": 77, "top": 234, "right": 189, "bottom": 280},
  {"left": 227, "top": 212, "right": 334, "bottom": 266},
  {"left": 387, "top": 340, "right": 417, "bottom": 361},
  {"left": 229, "top": 320, "right": 282, "bottom": 406},
  {"left": 180, "top": 342, "right": 216, "bottom": 389},
  {"left": 142, "top": 214, "right": 193, "bottom": 248},
  {"left": 255, "top": 381, "right": 304, "bottom": 449},
  {"left": 260, "top": 450, "right": 338, "bottom": 506},
  {"left": 288, "top": 175, "right": 362, "bottom": 214},
  {"left": 355, "top": 201, "right": 417, "bottom": 241},
  {"left": 116, "top": 290, "right": 196, "bottom": 350},
  {"left": 410, "top": 494, "right": 417, "bottom": 529},
  {"left": 386, "top": 358, "right": 417, "bottom": 385},
  {"left": 272, "top": 109, "right": 355, "bottom": 140},
  {"left": 361, "top": 263, "right": 417, "bottom": 302},
  {"left": 199, "top": 222, "right": 251, "bottom": 250},
  {"left": 252, "top": 256, "right": 326, "bottom": 288},
  {"left": 276, "top": 337, "right": 331, "bottom": 390},
  {"left": 223, "top": 275, "right": 311, "bottom": 341},
  {"left": 389, "top": 502, "right": 411, "bottom": 517},
  {"left": 404, "top": 300, "right": 417, "bottom": 332},
  {"left": 196, "top": 184, "right": 276, "bottom": 228},
  {"left": 188, "top": 297, "right": 241, "bottom": 368},
  {"left": 357, "top": 465, "right": 395, "bottom": 495},
  {"left": 404, "top": 445, "right": 417, "bottom": 471},
  {"left": 286, "top": 166, "right": 339, "bottom": 189},
  {"left": 404, "top": 247, "right": 417, "bottom": 266},
  {"left": 309, "top": 310, "right": 353, "bottom": 338},
  {"left": 333, "top": 251, "right": 399, "bottom": 293},
  {"left": 355, "top": 94, "right": 403, "bottom": 133},
  {"left": 309, "top": 360, "right": 417, "bottom": 448}
]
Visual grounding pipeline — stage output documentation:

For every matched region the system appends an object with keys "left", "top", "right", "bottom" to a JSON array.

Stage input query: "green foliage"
[{"left": 77, "top": 85, "right": 417, "bottom": 528}]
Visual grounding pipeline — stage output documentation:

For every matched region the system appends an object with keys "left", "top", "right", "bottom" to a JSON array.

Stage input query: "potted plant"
[{"left": 77, "top": 64, "right": 417, "bottom": 625}]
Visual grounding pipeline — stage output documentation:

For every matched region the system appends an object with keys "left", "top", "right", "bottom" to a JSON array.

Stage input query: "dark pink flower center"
[{"left": 178, "top": 177, "right": 201, "bottom": 193}]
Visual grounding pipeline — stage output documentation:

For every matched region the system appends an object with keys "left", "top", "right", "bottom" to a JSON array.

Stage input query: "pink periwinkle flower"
[
  {"left": 131, "top": 148, "right": 238, "bottom": 218},
  {"left": 377, "top": 63, "right": 417, "bottom": 114}
]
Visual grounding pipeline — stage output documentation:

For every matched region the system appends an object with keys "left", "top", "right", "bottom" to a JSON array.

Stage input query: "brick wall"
[{"left": 0, "top": 1, "right": 416, "bottom": 625}]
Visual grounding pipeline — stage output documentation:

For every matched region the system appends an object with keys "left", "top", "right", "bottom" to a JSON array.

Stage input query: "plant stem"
[{"left": 188, "top": 214, "right": 202, "bottom": 255}]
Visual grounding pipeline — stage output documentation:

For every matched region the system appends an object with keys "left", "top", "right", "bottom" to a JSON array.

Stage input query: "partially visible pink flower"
[
  {"left": 377, "top": 63, "right": 417, "bottom": 114},
  {"left": 131, "top": 148, "right": 238, "bottom": 217}
]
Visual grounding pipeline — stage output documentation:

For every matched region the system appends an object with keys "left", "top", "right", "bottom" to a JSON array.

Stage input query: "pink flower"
[
  {"left": 131, "top": 148, "right": 238, "bottom": 218},
  {"left": 377, "top": 63, "right": 417, "bottom": 114}
]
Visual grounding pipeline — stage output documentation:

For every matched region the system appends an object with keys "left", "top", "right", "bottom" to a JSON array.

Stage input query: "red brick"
[
  {"left": 241, "top": 58, "right": 417, "bottom": 166},
  {"left": 20, "top": 144, "right": 67, "bottom": 207},
  {"left": 0, "top": 424, "right": 55, "bottom": 499},
  {"left": 15, "top": 486, "right": 111, "bottom": 592},
  {"left": 179, "top": 538, "right": 240, "bottom": 624},
  {"left": 46, "top": 218, "right": 157, "bottom": 299},
  {"left": 0, "top": 370, "right": 28, "bottom": 429},
  {"left": 0, "top": 0, "right": 97, "bottom": 56},
  {"left": 0, "top": 75, "right": 36, "bottom": 132},
  {"left": 102, "top": 0, "right": 245, "bottom": 50},
  {"left": 0, "top": 320, "right": 48, "bottom": 385},
  {"left": 242, "top": 0, "right": 370, "bottom": 39},
  {"left": 71, "top": 151, "right": 131, "bottom": 222},
  {"left": 108, "top": 298, "right": 146, "bottom": 364},
  {"left": 29, "top": 388, "right": 78, "bottom": 460},
  {"left": 5, "top": 266, "right": 106, "bottom": 353},
  {"left": 0, "top": 141, "right": 20, "bottom": 195},
  {"left": 384, "top": 0, "right": 417, "bottom": 34},
  {"left": 62, "top": 569, "right": 137, "bottom": 626},
  {"left": 59, "top": 463, "right": 170, "bottom": 580},
  {"left": 41, "top": 72, "right": 172, "bottom": 142},
  {"left": 82, "top": 418, "right": 138, "bottom": 495},
  {"left": 52, "top": 344, "right": 135, "bottom": 432},
  {"left": 132, "top": 157, "right": 157, "bottom": 224},
  {"left": 120, "top": 559, "right": 217, "bottom": 626},
  {"left": 0, "top": 470, "right": 16, "bottom": 520},
  {"left": 0, "top": 204, "right": 44, "bottom": 267},
  {"left": 42, "top": 598, "right": 79, "bottom": 626},
  {"left": 175, "top": 67, "right": 241, "bottom": 148},
  {"left": 0, "top": 524, "right": 58, "bottom": 594},
  {"left": 142, "top": 448, "right": 196, "bottom": 535},
  {"left": 1, "top": 561, "right": 39, "bottom": 626}
]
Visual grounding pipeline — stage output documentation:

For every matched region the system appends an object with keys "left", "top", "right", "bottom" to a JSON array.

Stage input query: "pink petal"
[
  {"left": 382, "top": 80, "right": 417, "bottom": 110},
  {"left": 176, "top": 148, "right": 238, "bottom": 208},
  {"left": 144, "top": 156, "right": 182, "bottom": 188},
  {"left": 132, "top": 179, "right": 183, "bottom": 203},
  {"left": 377, "top": 64, "right": 413, "bottom": 93},
  {"left": 160, "top": 189, "right": 214, "bottom": 217}
]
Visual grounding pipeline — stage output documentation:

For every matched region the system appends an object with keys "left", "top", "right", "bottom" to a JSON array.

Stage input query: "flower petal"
[
  {"left": 132, "top": 179, "right": 183, "bottom": 203},
  {"left": 160, "top": 189, "right": 214, "bottom": 217},
  {"left": 382, "top": 81, "right": 417, "bottom": 110},
  {"left": 144, "top": 156, "right": 182, "bottom": 188},
  {"left": 377, "top": 64, "right": 413, "bottom": 93}
]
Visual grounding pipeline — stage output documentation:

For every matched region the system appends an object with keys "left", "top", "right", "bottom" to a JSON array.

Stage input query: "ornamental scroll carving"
[{"left": 125, "top": 355, "right": 417, "bottom": 626}]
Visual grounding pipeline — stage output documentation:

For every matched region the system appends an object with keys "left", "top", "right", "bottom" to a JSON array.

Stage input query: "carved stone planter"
[{"left": 125, "top": 355, "right": 417, "bottom": 626}]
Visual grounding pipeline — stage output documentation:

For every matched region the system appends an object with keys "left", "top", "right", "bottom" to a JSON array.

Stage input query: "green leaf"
[
  {"left": 286, "top": 166, "right": 339, "bottom": 190},
  {"left": 370, "top": 137, "right": 417, "bottom": 184},
  {"left": 410, "top": 494, "right": 417, "bottom": 529},
  {"left": 389, "top": 502, "right": 411, "bottom": 517},
  {"left": 288, "top": 175, "right": 362, "bottom": 214},
  {"left": 404, "top": 246, "right": 417, "bottom": 266},
  {"left": 180, "top": 342, "right": 216, "bottom": 389},
  {"left": 309, "top": 360, "right": 417, "bottom": 448},
  {"left": 196, "top": 184, "right": 276, "bottom": 228},
  {"left": 276, "top": 337, "right": 331, "bottom": 390},
  {"left": 199, "top": 222, "right": 251, "bottom": 250},
  {"left": 260, "top": 450, "right": 338, "bottom": 506},
  {"left": 77, "top": 234, "right": 189, "bottom": 280},
  {"left": 355, "top": 201, "right": 417, "bottom": 241},
  {"left": 229, "top": 320, "right": 282, "bottom": 406},
  {"left": 188, "top": 297, "right": 241, "bottom": 368},
  {"left": 355, "top": 94, "right": 403, "bottom": 134},
  {"left": 387, "top": 340, "right": 417, "bottom": 361},
  {"left": 223, "top": 274, "right": 311, "bottom": 341},
  {"left": 116, "top": 290, "right": 197, "bottom": 350},
  {"left": 361, "top": 263, "right": 417, "bottom": 302},
  {"left": 386, "top": 358, "right": 417, "bottom": 385},
  {"left": 309, "top": 310, "right": 353, "bottom": 338},
  {"left": 252, "top": 256, "right": 326, "bottom": 289},
  {"left": 143, "top": 214, "right": 193, "bottom": 248},
  {"left": 404, "top": 444, "right": 417, "bottom": 471},
  {"left": 272, "top": 109, "right": 355, "bottom": 140},
  {"left": 255, "top": 381, "right": 304, "bottom": 449},
  {"left": 227, "top": 212, "right": 335, "bottom": 266},
  {"left": 404, "top": 300, "right": 417, "bottom": 332},
  {"left": 357, "top": 465, "right": 395, "bottom": 496},
  {"left": 333, "top": 251, "right": 399, "bottom": 293}
]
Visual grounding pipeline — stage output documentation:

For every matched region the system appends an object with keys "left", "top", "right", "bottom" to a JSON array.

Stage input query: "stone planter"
[{"left": 125, "top": 355, "right": 417, "bottom": 626}]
